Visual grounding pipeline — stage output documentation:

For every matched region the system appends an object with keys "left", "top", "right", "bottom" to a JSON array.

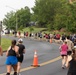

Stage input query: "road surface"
[{"left": 0, "top": 35, "right": 68, "bottom": 75}]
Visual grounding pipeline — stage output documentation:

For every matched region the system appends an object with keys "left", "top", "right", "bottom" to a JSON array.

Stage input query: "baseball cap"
[{"left": 18, "top": 38, "right": 23, "bottom": 42}]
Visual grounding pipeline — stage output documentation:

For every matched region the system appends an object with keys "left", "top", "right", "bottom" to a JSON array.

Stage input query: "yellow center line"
[
  {"left": 0, "top": 56, "right": 61, "bottom": 75},
  {"left": 40, "top": 56, "right": 61, "bottom": 66}
]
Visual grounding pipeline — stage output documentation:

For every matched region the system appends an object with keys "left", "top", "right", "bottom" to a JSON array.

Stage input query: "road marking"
[
  {"left": 40, "top": 56, "right": 61, "bottom": 66},
  {"left": 0, "top": 56, "right": 61, "bottom": 75}
]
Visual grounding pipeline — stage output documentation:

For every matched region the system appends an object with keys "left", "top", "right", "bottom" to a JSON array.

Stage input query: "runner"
[
  {"left": 5, "top": 40, "right": 19, "bottom": 75},
  {"left": 17, "top": 38, "right": 25, "bottom": 75},
  {"left": 59, "top": 41, "right": 68, "bottom": 69},
  {"left": 66, "top": 36, "right": 74, "bottom": 56}
]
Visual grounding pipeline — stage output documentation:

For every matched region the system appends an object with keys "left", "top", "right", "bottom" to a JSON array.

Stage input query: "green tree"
[
  {"left": 3, "top": 11, "right": 16, "bottom": 30},
  {"left": 32, "top": 0, "right": 67, "bottom": 29},
  {"left": 3, "top": 6, "right": 31, "bottom": 30},
  {"left": 16, "top": 6, "right": 31, "bottom": 28}
]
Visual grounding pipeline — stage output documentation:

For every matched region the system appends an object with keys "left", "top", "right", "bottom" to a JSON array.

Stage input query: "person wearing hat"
[{"left": 17, "top": 38, "right": 25, "bottom": 75}]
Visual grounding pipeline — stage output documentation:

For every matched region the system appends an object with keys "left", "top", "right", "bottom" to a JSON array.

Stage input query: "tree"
[
  {"left": 16, "top": 6, "right": 31, "bottom": 28},
  {"left": 32, "top": 0, "right": 76, "bottom": 32},
  {"left": 3, "top": 6, "right": 31, "bottom": 30},
  {"left": 3, "top": 11, "right": 16, "bottom": 30},
  {"left": 3, "top": 0, "right": 76, "bottom": 33}
]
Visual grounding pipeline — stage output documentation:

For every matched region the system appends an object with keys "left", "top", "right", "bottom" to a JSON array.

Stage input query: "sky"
[{"left": 0, "top": 0, "right": 35, "bottom": 20}]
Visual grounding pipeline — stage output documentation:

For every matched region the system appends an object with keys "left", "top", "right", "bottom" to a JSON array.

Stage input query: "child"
[
  {"left": 65, "top": 48, "right": 76, "bottom": 75},
  {"left": 59, "top": 41, "right": 68, "bottom": 69}
]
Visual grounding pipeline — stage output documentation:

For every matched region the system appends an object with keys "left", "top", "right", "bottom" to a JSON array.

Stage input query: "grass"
[
  {"left": 1, "top": 38, "right": 11, "bottom": 51},
  {"left": 22, "top": 26, "right": 47, "bottom": 33},
  {"left": 21, "top": 26, "right": 69, "bottom": 35}
]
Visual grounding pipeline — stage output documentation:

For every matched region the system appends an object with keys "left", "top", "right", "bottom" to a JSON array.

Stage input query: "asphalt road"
[{"left": 0, "top": 35, "right": 68, "bottom": 75}]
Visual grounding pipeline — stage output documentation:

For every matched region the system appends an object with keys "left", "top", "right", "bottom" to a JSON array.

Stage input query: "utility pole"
[
  {"left": 6, "top": 6, "right": 18, "bottom": 31},
  {"left": 0, "top": 21, "right": 2, "bottom": 45}
]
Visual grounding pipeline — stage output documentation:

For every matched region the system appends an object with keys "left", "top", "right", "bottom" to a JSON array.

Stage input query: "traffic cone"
[
  {"left": 31, "top": 50, "right": 40, "bottom": 67},
  {"left": 50, "top": 38, "right": 52, "bottom": 43}
]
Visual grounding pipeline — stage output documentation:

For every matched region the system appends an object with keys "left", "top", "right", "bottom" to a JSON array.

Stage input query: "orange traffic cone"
[
  {"left": 50, "top": 38, "right": 52, "bottom": 43},
  {"left": 31, "top": 50, "right": 40, "bottom": 67}
]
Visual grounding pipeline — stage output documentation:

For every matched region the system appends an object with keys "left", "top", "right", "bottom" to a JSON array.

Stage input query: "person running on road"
[
  {"left": 17, "top": 38, "right": 25, "bottom": 75},
  {"left": 65, "top": 48, "right": 76, "bottom": 75},
  {"left": 66, "top": 36, "right": 74, "bottom": 56},
  {"left": 5, "top": 40, "right": 19, "bottom": 75},
  {"left": 59, "top": 41, "right": 68, "bottom": 69}
]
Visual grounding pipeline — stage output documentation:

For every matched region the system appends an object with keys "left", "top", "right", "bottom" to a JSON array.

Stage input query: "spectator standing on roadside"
[
  {"left": 74, "top": 39, "right": 76, "bottom": 47},
  {"left": 5, "top": 40, "right": 19, "bottom": 75},
  {"left": 18, "top": 31, "right": 21, "bottom": 37},
  {"left": 66, "top": 48, "right": 76, "bottom": 75},
  {"left": 17, "top": 38, "right": 25, "bottom": 75},
  {"left": 61, "top": 34, "right": 66, "bottom": 42},
  {"left": 14, "top": 30, "right": 17, "bottom": 37},
  {"left": 24, "top": 32, "right": 26, "bottom": 38},
  {"left": 25, "top": 32, "right": 28, "bottom": 38},
  {"left": 59, "top": 41, "right": 68, "bottom": 69},
  {"left": 56, "top": 33, "right": 60, "bottom": 40},
  {"left": 0, "top": 46, "right": 3, "bottom": 56},
  {"left": 71, "top": 34, "right": 76, "bottom": 43}
]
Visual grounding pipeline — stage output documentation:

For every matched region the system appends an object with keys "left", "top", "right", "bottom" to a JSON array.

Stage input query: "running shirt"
[
  {"left": 66, "top": 39, "right": 74, "bottom": 51},
  {"left": 17, "top": 44, "right": 25, "bottom": 55},
  {"left": 60, "top": 44, "right": 68, "bottom": 55},
  {"left": 17, "top": 44, "right": 25, "bottom": 63},
  {"left": 8, "top": 46, "right": 16, "bottom": 56},
  {"left": 5, "top": 46, "right": 18, "bottom": 65}
]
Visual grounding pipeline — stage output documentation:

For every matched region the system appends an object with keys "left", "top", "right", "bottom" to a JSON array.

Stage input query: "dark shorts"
[
  {"left": 61, "top": 55, "right": 67, "bottom": 57},
  {"left": 17, "top": 55, "right": 24, "bottom": 63},
  {"left": 67, "top": 51, "right": 72, "bottom": 55},
  {"left": 5, "top": 56, "right": 18, "bottom": 65}
]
